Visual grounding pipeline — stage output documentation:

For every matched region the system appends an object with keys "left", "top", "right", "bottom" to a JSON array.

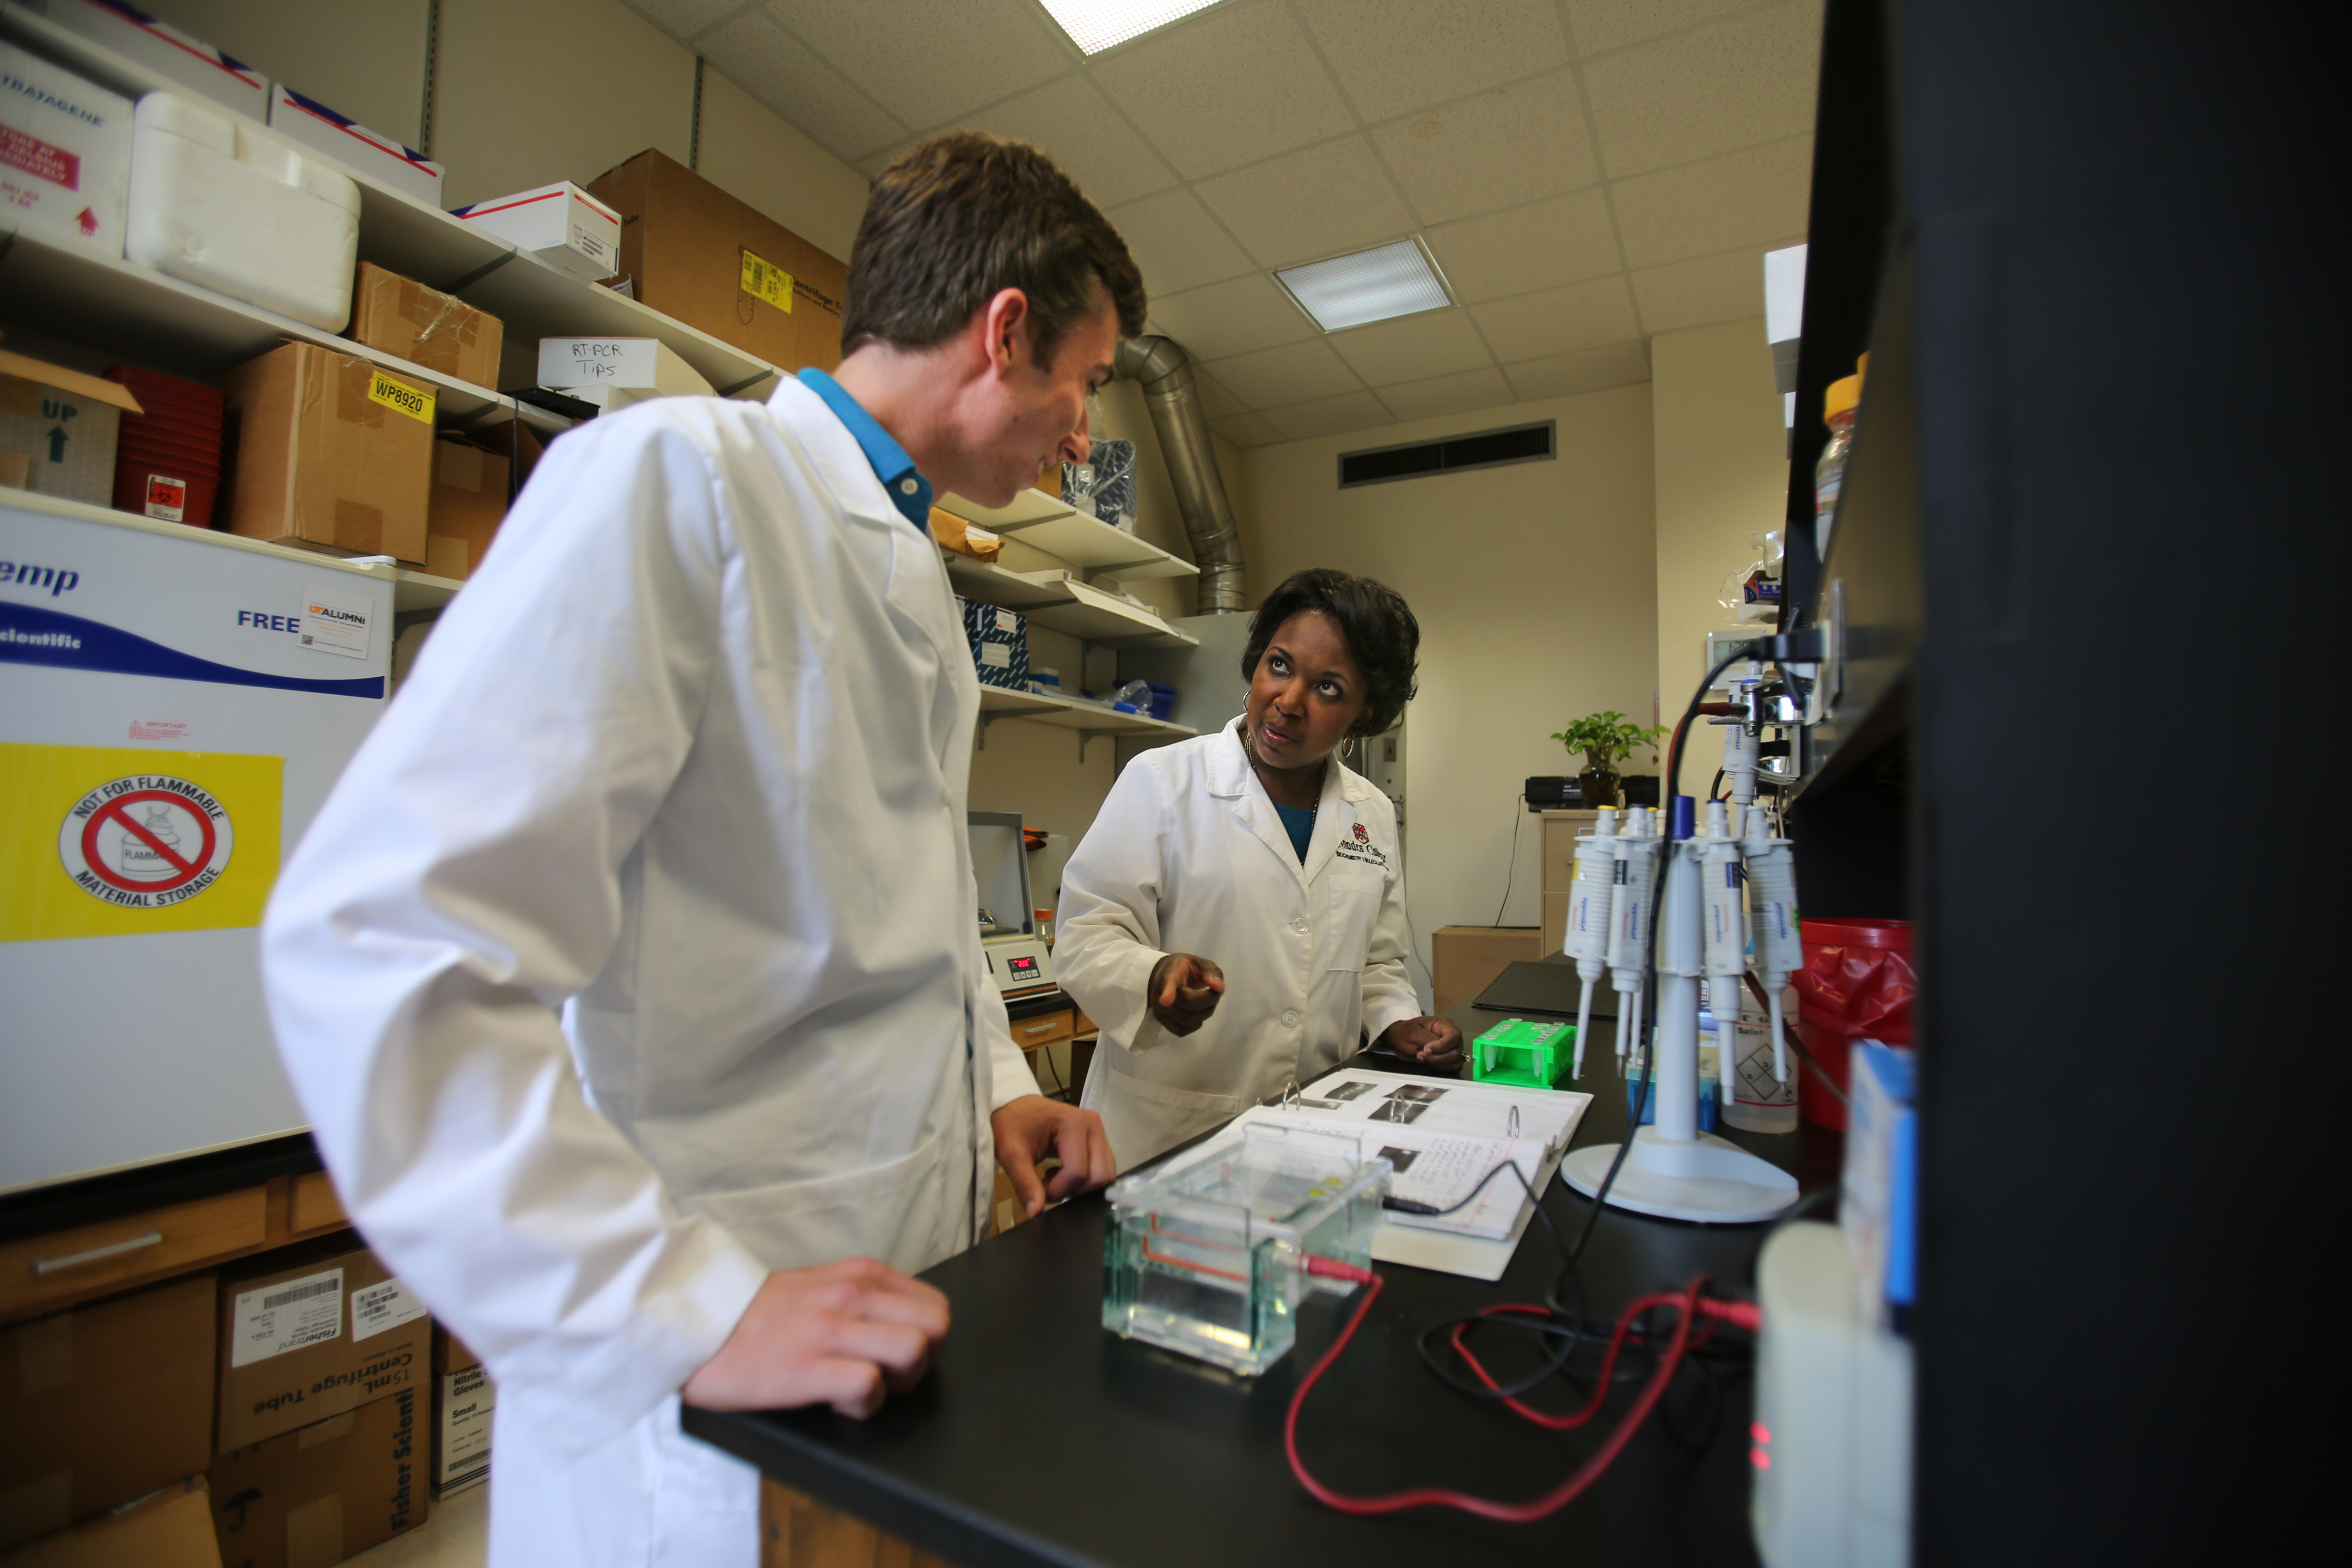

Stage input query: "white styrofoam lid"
[{"left": 132, "top": 90, "right": 359, "bottom": 216}]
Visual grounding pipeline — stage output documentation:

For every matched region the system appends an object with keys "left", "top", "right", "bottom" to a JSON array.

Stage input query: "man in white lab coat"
[{"left": 260, "top": 132, "right": 1135, "bottom": 1567}]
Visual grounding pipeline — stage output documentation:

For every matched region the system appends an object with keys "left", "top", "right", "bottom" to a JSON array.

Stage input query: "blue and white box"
[
  {"left": 958, "top": 596, "right": 1028, "bottom": 691},
  {"left": 1840, "top": 1042, "right": 1916, "bottom": 1331}
]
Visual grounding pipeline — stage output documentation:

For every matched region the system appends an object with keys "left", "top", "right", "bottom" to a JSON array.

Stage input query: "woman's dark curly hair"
[{"left": 1240, "top": 569, "right": 1420, "bottom": 737}]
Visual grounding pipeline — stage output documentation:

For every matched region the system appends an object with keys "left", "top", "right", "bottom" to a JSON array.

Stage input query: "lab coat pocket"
[
  {"left": 1322, "top": 873, "right": 1383, "bottom": 973},
  {"left": 682, "top": 1128, "right": 961, "bottom": 1276}
]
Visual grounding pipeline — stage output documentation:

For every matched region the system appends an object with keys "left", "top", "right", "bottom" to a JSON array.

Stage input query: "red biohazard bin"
[{"left": 1790, "top": 917, "right": 1914, "bottom": 1130}]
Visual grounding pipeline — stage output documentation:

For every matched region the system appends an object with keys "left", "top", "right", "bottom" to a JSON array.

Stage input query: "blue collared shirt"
[{"left": 796, "top": 367, "right": 932, "bottom": 533}]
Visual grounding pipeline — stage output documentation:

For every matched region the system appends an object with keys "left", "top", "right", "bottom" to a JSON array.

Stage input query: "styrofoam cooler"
[{"left": 125, "top": 91, "right": 360, "bottom": 330}]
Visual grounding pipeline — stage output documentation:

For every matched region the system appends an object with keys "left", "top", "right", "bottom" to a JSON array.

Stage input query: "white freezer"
[{"left": 1, "top": 492, "right": 394, "bottom": 1193}]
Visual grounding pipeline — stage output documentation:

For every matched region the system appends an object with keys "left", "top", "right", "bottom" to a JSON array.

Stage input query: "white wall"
[
  {"left": 694, "top": 66, "right": 869, "bottom": 265},
  {"left": 1233, "top": 385, "right": 1660, "bottom": 972},
  {"left": 1650, "top": 318, "right": 1789, "bottom": 745}
]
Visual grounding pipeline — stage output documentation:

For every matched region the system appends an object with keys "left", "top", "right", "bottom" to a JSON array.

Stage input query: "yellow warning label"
[
  {"left": 0, "top": 743, "right": 282, "bottom": 944},
  {"left": 368, "top": 369, "right": 436, "bottom": 424},
  {"left": 740, "top": 249, "right": 794, "bottom": 313}
]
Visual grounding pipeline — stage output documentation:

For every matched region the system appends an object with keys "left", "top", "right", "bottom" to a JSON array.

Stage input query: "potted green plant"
[{"left": 1550, "top": 711, "right": 1667, "bottom": 808}]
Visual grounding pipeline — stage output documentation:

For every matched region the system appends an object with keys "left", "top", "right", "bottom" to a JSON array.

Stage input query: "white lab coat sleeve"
[
  {"left": 260, "top": 412, "right": 768, "bottom": 1467},
  {"left": 1360, "top": 832, "right": 1422, "bottom": 1046},
  {"left": 1050, "top": 761, "right": 1175, "bottom": 1057}
]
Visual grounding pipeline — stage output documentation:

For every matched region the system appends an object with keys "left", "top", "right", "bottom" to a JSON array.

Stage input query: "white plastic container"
[
  {"left": 453, "top": 182, "right": 621, "bottom": 281},
  {"left": 0, "top": 43, "right": 134, "bottom": 256},
  {"left": 126, "top": 91, "right": 359, "bottom": 330},
  {"left": 267, "top": 84, "right": 442, "bottom": 207},
  {"left": 43, "top": 0, "right": 268, "bottom": 119}
]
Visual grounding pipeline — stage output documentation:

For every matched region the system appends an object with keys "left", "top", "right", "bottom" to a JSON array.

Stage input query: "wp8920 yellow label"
[{"left": 368, "top": 370, "right": 435, "bottom": 424}]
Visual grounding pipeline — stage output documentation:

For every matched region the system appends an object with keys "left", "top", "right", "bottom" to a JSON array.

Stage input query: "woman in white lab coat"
[{"left": 1056, "top": 569, "right": 1462, "bottom": 1167}]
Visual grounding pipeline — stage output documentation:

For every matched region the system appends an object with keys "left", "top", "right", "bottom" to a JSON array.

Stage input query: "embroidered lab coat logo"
[
  {"left": 57, "top": 774, "right": 235, "bottom": 908},
  {"left": 1352, "top": 823, "right": 1370, "bottom": 843},
  {"left": 1334, "top": 821, "right": 1388, "bottom": 869}
]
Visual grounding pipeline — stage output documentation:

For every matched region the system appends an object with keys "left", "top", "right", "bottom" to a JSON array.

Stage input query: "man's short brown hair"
[{"left": 842, "top": 132, "right": 1147, "bottom": 366}]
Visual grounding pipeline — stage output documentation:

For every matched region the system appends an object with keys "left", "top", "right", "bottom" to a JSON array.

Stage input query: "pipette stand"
[{"left": 1560, "top": 835, "right": 1799, "bottom": 1224}]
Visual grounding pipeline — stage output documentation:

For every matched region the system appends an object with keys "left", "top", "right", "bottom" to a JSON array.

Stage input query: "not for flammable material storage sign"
[{"left": 0, "top": 741, "right": 281, "bottom": 942}]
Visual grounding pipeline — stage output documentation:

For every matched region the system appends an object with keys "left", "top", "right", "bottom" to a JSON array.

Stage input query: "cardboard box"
[
  {"left": 215, "top": 1238, "right": 431, "bottom": 1453},
  {"left": 0, "top": 348, "right": 142, "bottom": 508},
  {"left": 1, "top": 1276, "right": 216, "bottom": 1551},
  {"left": 1540, "top": 891, "right": 1570, "bottom": 959},
  {"left": 536, "top": 336, "right": 712, "bottom": 396},
  {"left": 1431, "top": 925, "right": 1541, "bottom": 1014},
  {"left": 451, "top": 181, "right": 620, "bottom": 281},
  {"left": 217, "top": 343, "right": 432, "bottom": 565},
  {"left": 586, "top": 149, "right": 848, "bottom": 379},
  {"left": 0, "top": 1476, "right": 220, "bottom": 1568},
  {"left": 43, "top": 0, "right": 267, "bottom": 120},
  {"left": 930, "top": 509, "right": 1001, "bottom": 562},
  {"left": 423, "top": 439, "right": 509, "bottom": 581},
  {"left": 266, "top": 86, "right": 441, "bottom": 207},
  {"left": 1539, "top": 809, "right": 1602, "bottom": 895},
  {"left": 350, "top": 263, "right": 503, "bottom": 390},
  {"left": 428, "top": 1325, "right": 478, "bottom": 1377},
  {"left": 207, "top": 1393, "right": 425, "bottom": 1568},
  {"left": 0, "top": 44, "right": 134, "bottom": 258}
]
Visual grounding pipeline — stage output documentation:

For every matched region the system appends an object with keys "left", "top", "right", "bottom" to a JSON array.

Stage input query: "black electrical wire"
[{"left": 1490, "top": 792, "right": 1530, "bottom": 926}]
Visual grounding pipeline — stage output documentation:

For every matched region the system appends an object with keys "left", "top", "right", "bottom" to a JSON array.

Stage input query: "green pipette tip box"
[{"left": 1471, "top": 1018, "right": 1576, "bottom": 1089}]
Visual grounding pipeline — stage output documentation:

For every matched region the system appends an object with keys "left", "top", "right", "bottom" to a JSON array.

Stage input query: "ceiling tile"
[
  {"left": 1263, "top": 391, "right": 1394, "bottom": 442},
  {"left": 1502, "top": 340, "right": 1653, "bottom": 400},
  {"left": 1565, "top": 0, "right": 1758, "bottom": 57},
  {"left": 1146, "top": 273, "right": 1315, "bottom": 362},
  {"left": 1102, "top": 188, "right": 1256, "bottom": 296},
  {"left": 1611, "top": 135, "right": 1811, "bottom": 267},
  {"left": 960, "top": 74, "right": 1177, "bottom": 209},
  {"left": 1088, "top": 1, "right": 1356, "bottom": 180},
  {"left": 1327, "top": 308, "right": 1493, "bottom": 386},
  {"left": 1290, "top": 0, "right": 1569, "bottom": 120},
  {"left": 1471, "top": 274, "right": 1640, "bottom": 361},
  {"left": 1423, "top": 187, "right": 1619, "bottom": 303},
  {"left": 764, "top": 0, "right": 1064, "bottom": 130},
  {"left": 1193, "top": 370, "right": 1247, "bottom": 420},
  {"left": 1198, "top": 339, "right": 1363, "bottom": 408},
  {"left": 701, "top": 10, "right": 905, "bottom": 161},
  {"left": 1631, "top": 244, "right": 1786, "bottom": 333},
  {"left": 631, "top": 0, "right": 753, "bottom": 41},
  {"left": 1375, "top": 366, "right": 1518, "bottom": 422},
  {"left": 1584, "top": 1, "right": 1824, "bottom": 177},
  {"left": 1370, "top": 70, "right": 1599, "bottom": 227},
  {"left": 1210, "top": 411, "right": 1285, "bottom": 448},
  {"left": 858, "top": 140, "right": 914, "bottom": 180},
  {"left": 1193, "top": 137, "right": 1416, "bottom": 267}
]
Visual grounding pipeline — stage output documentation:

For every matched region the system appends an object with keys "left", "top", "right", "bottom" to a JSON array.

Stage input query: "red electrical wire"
[{"left": 1285, "top": 1260, "right": 1746, "bottom": 1522}]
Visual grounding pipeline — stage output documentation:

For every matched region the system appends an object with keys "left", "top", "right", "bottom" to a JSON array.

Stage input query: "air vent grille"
[{"left": 1337, "top": 421, "right": 1555, "bottom": 489}]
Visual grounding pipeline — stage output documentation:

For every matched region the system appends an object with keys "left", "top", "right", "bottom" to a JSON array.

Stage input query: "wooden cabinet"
[
  {"left": 0, "top": 1186, "right": 266, "bottom": 1321},
  {"left": 1539, "top": 810, "right": 1602, "bottom": 954},
  {"left": 1008, "top": 1008, "right": 1076, "bottom": 1051}
]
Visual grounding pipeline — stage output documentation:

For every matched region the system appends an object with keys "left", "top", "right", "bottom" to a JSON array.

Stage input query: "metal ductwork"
[{"left": 1113, "top": 335, "right": 1246, "bottom": 614}]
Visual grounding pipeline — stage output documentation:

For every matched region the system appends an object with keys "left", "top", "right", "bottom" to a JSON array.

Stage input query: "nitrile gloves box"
[{"left": 1839, "top": 1042, "right": 1916, "bottom": 1332}]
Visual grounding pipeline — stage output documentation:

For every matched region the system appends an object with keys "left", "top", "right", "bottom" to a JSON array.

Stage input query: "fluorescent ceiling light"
[
  {"left": 1039, "top": 0, "right": 1226, "bottom": 55},
  {"left": 1275, "top": 240, "right": 1453, "bottom": 334}
]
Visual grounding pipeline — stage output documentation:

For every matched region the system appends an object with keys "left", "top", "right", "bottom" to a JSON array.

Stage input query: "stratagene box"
[
  {"left": 0, "top": 43, "right": 134, "bottom": 257},
  {"left": 0, "top": 1275, "right": 215, "bottom": 1551},
  {"left": 213, "top": 1237, "right": 430, "bottom": 1453},
  {"left": 217, "top": 342, "right": 433, "bottom": 565}
]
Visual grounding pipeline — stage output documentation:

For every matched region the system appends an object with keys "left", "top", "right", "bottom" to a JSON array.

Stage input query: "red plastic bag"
[{"left": 1790, "top": 918, "right": 1914, "bottom": 1129}]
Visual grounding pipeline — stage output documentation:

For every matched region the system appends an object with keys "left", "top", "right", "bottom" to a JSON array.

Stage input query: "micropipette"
[
  {"left": 1561, "top": 805, "right": 1620, "bottom": 1076},
  {"left": 1742, "top": 803, "right": 1802, "bottom": 1082},
  {"left": 1697, "top": 800, "right": 1748, "bottom": 1105},
  {"left": 1608, "top": 808, "right": 1661, "bottom": 1067}
]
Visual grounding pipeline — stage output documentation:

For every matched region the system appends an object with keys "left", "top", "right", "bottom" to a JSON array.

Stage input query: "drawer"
[
  {"left": 289, "top": 1169, "right": 347, "bottom": 1234},
  {"left": 1009, "top": 1008, "right": 1075, "bottom": 1051},
  {"left": 1, "top": 1184, "right": 267, "bottom": 1319}
]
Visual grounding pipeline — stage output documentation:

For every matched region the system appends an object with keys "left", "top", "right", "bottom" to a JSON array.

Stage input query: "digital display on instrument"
[{"left": 1005, "top": 954, "right": 1039, "bottom": 978}]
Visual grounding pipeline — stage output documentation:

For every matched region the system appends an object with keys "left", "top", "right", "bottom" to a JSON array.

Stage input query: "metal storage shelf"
[
  {"left": 939, "top": 489, "right": 1197, "bottom": 580},
  {"left": 975, "top": 684, "right": 1194, "bottom": 742},
  {"left": 0, "top": 0, "right": 787, "bottom": 403},
  {"left": 0, "top": 229, "right": 516, "bottom": 427},
  {"left": 940, "top": 557, "right": 1197, "bottom": 649}
]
